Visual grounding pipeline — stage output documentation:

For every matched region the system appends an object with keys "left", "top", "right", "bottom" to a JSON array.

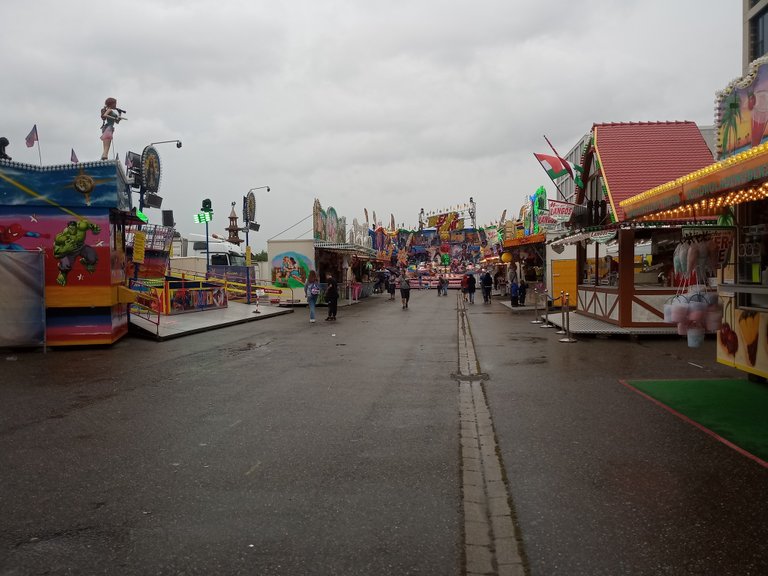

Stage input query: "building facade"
[{"left": 744, "top": 0, "right": 768, "bottom": 71}]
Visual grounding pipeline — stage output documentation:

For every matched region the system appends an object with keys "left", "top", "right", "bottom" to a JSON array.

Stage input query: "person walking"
[
  {"left": 460, "top": 273, "right": 469, "bottom": 302},
  {"left": 387, "top": 272, "right": 397, "bottom": 301},
  {"left": 305, "top": 270, "right": 320, "bottom": 323},
  {"left": 466, "top": 272, "right": 476, "bottom": 304},
  {"left": 324, "top": 273, "right": 339, "bottom": 321},
  {"left": 437, "top": 274, "right": 446, "bottom": 297},
  {"left": 400, "top": 273, "right": 411, "bottom": 309},
  {"left": 518, "top": 278, "right": 528, "bottom": 306},
  {"left": 480, "top": 270, "right": 493, "bottom": 304}
]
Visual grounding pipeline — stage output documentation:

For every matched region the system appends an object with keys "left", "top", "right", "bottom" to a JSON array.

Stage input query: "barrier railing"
[
  {"left": 531, "top": 288, "right": 544, "bottom": 324},
  {"left": 128, "top": 278, "right": 162, "bottom": 338},
  {"left": 540, "top": 290, "right": 556, "bottom": 328},
  {"left": 558, "top": 292, "right": 577, "bottom": 343}
]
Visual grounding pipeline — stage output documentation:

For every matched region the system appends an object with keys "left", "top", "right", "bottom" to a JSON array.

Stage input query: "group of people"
[
  {"left": 508, "top": 266, "right": 528, "bottom": 307},
  {"left": 304, "top": 270, "right": 338, "bottom": 323},
  {"left": 304, "top": 264, "right": 531, "bottom": 322},
  {"left": 459, "top": 270, "right": 495, "bottom": 304}
]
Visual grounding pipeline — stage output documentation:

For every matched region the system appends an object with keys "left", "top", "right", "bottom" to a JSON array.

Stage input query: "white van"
[{"left": 170, "top": 233, "right": 253, "bottom": 275}]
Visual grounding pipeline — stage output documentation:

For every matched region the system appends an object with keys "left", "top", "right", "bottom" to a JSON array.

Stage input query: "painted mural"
[
  {"left": 718, "top": 298, "right": 768, "bottom": 380},
  {"left": 271, "top": 250, "right": 312, "bottom": 289},
  {"left": 717, "top": 55, "right": 768, "bottom": 158},
  {"left": 313, "top": 199, "right": 347, "bottom": 243}
]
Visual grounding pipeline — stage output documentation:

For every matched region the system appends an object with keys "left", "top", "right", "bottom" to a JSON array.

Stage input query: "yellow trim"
[
  {"left": 621, "top": 140, "right": 768, "bottom": 209},
  {"left": 46, "top": 285, "right": 134, "bottom": 308},
  {"left": 592, "top": 127, "right": 618, "bottom": 221}
]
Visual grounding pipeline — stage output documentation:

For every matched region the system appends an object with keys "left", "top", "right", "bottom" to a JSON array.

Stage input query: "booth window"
[{"left": 737, "top": 198, "right": 768, "bottom": 309}]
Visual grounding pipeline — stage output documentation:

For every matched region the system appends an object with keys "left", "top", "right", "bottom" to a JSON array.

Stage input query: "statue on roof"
[{"left": 100, "top": 97, "right": 124, "bottom": 160}]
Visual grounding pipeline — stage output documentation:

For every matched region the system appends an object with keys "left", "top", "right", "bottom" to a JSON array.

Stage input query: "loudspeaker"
[
  {"left": 144, "top": 193, "right": 163, "bottom": 209},
  {"left": 162, "top": 210, "right": 175, "bottom": 227}
]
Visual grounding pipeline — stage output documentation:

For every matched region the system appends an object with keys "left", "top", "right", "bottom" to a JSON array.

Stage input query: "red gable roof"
[{"left": 593, "top": 121, "right": 714, "bottom": 221}]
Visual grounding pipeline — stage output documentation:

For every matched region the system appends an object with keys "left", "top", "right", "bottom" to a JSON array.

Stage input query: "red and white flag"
[
  {"left": 25, "top": 124, "right": 38, "bottom": 148},
  {"left": 70, "top": 148, "right": 79, "bottom": 163}
]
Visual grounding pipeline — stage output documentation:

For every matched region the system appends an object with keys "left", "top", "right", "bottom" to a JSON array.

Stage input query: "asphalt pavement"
[{"left": 0, "top": 290, "right": 766, "bottom": 575}]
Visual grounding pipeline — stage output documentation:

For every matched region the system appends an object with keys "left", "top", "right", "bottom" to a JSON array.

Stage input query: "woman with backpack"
[{"left": 305, "top": 270, "right": 320, "bottom": 323}]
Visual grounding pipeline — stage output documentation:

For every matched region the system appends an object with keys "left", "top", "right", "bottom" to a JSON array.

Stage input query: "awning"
[
  {"left": 502, "top": 232, "right": 546, "bottom": 248},
  {"left": 620, "top": 141, "right": 768, "bottom": 220},
  {"left": 547, "top": 220, "right": 717, "bottom": 247},
  {"left": 314, "top": 240, "right": 377, "bottom": 258},
  {"left": 548, "top": 228, "right": 618, "bottom": 247}
]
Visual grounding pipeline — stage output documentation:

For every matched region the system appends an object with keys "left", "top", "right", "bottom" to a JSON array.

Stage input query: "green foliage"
[{"left": 253, "top": 250, "right": 268, "bottom": 262}]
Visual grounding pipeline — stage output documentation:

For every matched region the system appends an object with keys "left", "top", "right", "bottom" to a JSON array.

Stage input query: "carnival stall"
[
  {"left": 619, "top": 55, "right": 768, "bottom": 376},
  {"left": 267, "top": 200, "right": 377, "bottom": 305},
  {"left": 548, "top": 121, "right": 716, "bottom": 330},
  {"left": 0, "top": 157, "right": 137, "bottom": 346}
]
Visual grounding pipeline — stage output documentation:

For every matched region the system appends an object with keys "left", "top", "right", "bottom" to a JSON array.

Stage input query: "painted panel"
[
  {"left": 717, "top": 295, "right": 768, "bottom": 379},
  {"left": 0, "top": 161, "right": 130, "bottom": 210}
]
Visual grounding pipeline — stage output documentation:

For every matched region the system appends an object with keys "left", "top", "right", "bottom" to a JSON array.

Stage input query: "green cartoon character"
[{"left": 53, "top": 219, "right": 101, "bottom": 286}]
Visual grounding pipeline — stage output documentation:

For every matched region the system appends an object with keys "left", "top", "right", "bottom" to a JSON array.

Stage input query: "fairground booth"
[
  {"left": 548, "top": 121, "right": 718, "bottom": 330},
  {"left": 267, "top": 199, "right": 377, "bottom": 305},
  {"left": 501, "top": 187, "right": 557, "bottom": 297},
  {"left": 620, "top": 55, "right": 768, "bottom": 379},
  {"left": 0, "top": 157, "right": 138, "bottom": 347}
]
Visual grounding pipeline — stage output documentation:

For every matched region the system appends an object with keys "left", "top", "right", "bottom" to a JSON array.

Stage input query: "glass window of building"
[{"left": 754, "top": 8, "right": 768, "bottom": 61}]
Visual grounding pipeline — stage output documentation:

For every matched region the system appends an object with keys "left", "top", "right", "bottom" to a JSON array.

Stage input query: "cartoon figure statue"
[
  {"left": 100, "top": 97, "right": 124, "bottom": 160},
  {"left": 53, "top": 219, "right": 101, "bottom": 285},
  {"left": 0, "top": 137, "right": 10, "bottom": 160},
  {"left": 0, "top": 223, "right": 47, "bottom": 250}
]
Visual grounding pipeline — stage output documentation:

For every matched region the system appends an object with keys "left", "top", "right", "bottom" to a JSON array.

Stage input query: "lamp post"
[
  {"left": 133, "top": 140, "right": 183, "bottom": 213},
  {"left": 244, "top": 186, "right": 270, "bottom": 250},
  {"left": 151, "top": 140, "right": 183, "bottom": 148},
  {"left": 195, "top": 199, "right": 213, "bottom": 268},
  {"left": 243, "top": 186, "right": 270, "bottom": 304}
]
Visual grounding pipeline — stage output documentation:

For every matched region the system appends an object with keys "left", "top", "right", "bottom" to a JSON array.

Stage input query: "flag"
[
  {"left": 534, "top": 152, "right": 584, "bottom": 188},
  {"left": 70, "top": 148, "right": 79, "bottom": 163},
  {"left": 25, "top": 125, "right": 38, "bottom": 148}
]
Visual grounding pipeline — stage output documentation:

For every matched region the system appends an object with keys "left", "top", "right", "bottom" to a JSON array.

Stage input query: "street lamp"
[
  {"left": 242, "top": 186, "right": 270, "bottom": 304},
  {"left": 195, "top": 199, "right": 213, "bottom": 267},
  {"left": 129, "top": 139, "right": 183, "bottom": 214},
  {"left": 151, "top": 140, "right": 183, "bottom": 148},
  {"left": 243, "top": 186, "right": 270, "bottom": 249}
]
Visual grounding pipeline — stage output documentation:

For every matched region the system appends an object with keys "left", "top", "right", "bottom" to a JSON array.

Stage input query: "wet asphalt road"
[
  {"left": 0, "top": 290, "right": 767, "bottom": 575},
  {"left": 468, "top": 299, "right": 768, "bottom": 575}
]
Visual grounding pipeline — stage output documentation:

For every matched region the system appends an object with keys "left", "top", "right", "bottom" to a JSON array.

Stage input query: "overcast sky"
[{"left": 1, "top": 0, "right": 741, "bottom": 252}]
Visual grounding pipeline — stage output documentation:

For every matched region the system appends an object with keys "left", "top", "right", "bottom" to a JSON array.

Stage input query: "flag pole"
[
  {"left": 36, "top": 129, "right": 42, "bottom": 166},
  {"left": 543, "top": 134, "right": 565, "bottom": 160},
  {"left": 543, "top": 135, "right": 568, "bottom": 200}
]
